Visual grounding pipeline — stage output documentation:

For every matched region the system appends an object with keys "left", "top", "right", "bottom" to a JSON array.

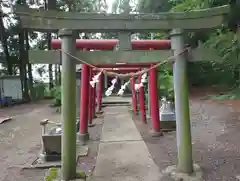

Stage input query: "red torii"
[
  {"left": 92, "top": 67, "right": 140, "bottom": 72},
  {"left": 53, "top": 39, "right": 169, "bottom": 139},
  {"left": 91, "top": 67, "right": 141, "bottom": 124},
  {"left": 51, "top": 39, "right": 171, "bottom": 50}
]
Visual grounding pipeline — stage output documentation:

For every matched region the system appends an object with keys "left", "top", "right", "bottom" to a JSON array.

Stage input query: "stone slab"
[
  {"left": 102, "top": 96, "right": 131, "bottom": 104},
  {"left": 0, "top": 116, "right": 12, "bottom": 124},
  {"left": 101, "top": 111, "right": 142, "bottom": 142},
  {"left": 160, "top": 164, "right": 203, "bottom": 181},
  {"left": 22, "top": 144, "right": 88, "bottom": 169},
  {"left": 92, "top": 141, "right": 162, "bottom": 181}
]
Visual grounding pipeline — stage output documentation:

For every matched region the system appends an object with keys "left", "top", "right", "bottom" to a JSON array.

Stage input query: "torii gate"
[
  {"left": 80, "top": 67, "right": 144, "bottom": 140},
  {"left": 51, "top": 39, "right": 171, "bottom": 136},
  {"left": 15, "top": 4, "right": 230, "bottom": 180}
]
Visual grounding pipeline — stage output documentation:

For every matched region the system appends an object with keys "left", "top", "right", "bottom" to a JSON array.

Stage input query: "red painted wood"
[
  {"left": 88, "top": 68, "right": 93, "bottom": 125},
  {"left": 79, "top": 64, "right": 90, "bottom": 135},
  {"left": 138, "top": 75, "right": 147, "bottom": 124},
  {"left": 149, "top": 64, "right": 161, "bottom": 132},
  {"left": 51, "top": 39, "right": 171, "bottom": 50},
  {"left": 96, "top": 73, "right": 103, "bottom": 113},
  {"left": 130, "top": 78, "right": 138, "bottom": 114}
]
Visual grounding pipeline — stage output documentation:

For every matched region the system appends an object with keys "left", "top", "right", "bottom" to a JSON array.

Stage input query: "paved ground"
[
  {"left": 102, "top": 96, "right": 131, "bottom": 104},
  {"left": 89, "top": 106, "right": 161, "bottom": 181}
]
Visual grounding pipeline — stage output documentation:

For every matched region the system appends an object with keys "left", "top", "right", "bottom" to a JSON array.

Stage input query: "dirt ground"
[
  {"left": 2, "top": 87, "right": 240, "bottom": 181},
  {"left": 134, "top": 88, "right": 240, "bottom": 181},
  {"left": 0, "top": 100, "right": 61, "bottom": 181},
  {"left": 0, "top": 100, "right": 103, "bottom": 181}
]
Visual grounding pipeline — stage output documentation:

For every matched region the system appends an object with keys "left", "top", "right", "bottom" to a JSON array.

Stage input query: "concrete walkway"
[
  {"left": 102, "top": 96, "right": 131, "bottom": 104},
  {"left": 89, "top": 106, "right": 161, "bottom": 181}
]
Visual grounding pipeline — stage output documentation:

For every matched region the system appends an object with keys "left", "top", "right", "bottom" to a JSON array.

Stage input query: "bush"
[
  {"left": 158, "top": 64, "right": 174, "bottom": 102},
  {"left": 52, "top": 86, "right": 61, "bottom": 107},
  {"left": 31, "top": 83, "right": 46, "bottom": 101}
]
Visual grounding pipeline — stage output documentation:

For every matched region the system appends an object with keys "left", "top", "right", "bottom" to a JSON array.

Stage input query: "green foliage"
[
  {"left": 134, "top": 0, "right": 240, "bottom": 100},
  {"left": 76, "top": 171, "right": 87, "bottom": 179},
  {"left": 31, "top": 83, "right": 46, "bottom": 101},
  {"left": 158, "top": 64, "right": 174, "bottom": 102},
  {"left": 170, "top": 0, "right": 206, "bottom": 12},
  {"left": 52, "top": 86, "right": 61, "bottom": 107},
  {"left": 204, "top": 30, "right": 239, "bottom": 68},
  {"left": 44, "top": 167, "right": 87, "bottom": 181},
  {"left": 204, "top": 89, "right": 240, "bottom": 101},
  {"left": 44, "top": 167, "right": 58, "bottom": 181},
  {"left": 189, "top": 29, "right": 240, "bottom": 88}
]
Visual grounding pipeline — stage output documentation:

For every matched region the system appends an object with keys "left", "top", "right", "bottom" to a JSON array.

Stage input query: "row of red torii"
[{"left": 52, "top": 39, "right": 170, "bottom": 139}]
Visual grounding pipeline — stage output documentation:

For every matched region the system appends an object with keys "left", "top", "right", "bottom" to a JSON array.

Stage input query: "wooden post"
[
  {"left": 59, "top": 29, "right": 76, "bottom": 180},
  {"left": 130, "top": 78, "right": 137, "bottom": 114},
  {"left": 170, "top": 28, "right": 193, "bottom": 173},
  {"left": 147, "top": 75, "right": 151, "bottom": 114},
  {"left": 138, "top": 75, "right": 147, "bottom": 123},
  {"left": 149, "top": 64, "right": 162, "bottom": 136},
  {"left": 88, "top": 68, "right": 93, "bottom": 126},
  {"left": 96, "top": 73, "right": 103, "bottom": 113},
  {"left": 79, "top": 64, "right": 90, "bottom": 144},
  {"left": 104, "top": 74, "right": 108, "bottom": 91},
  {"left": 92, "top": 85, "right": 97, "bottom": 119}
]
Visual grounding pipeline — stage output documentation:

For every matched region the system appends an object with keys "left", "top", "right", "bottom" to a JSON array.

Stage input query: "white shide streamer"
[
  {"left": 117, "top": 80, "right": 130, "bottom": 96},
  {"left": 134, "top": 72, "right": 147, "bottom": 91},
  {"left": 90, "top": 71, "right": 103, "bottom": 88},
  {"left": 105, "top": 77, "right": 118, "bottom": 96}
]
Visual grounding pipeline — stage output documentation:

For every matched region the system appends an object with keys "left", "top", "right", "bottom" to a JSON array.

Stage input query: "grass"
[
  {"left": 44, "top": 167, "right": 87, "bottom": 181},
  {"left": 203, "top": 89, "right": 240, "bottom": 101}
]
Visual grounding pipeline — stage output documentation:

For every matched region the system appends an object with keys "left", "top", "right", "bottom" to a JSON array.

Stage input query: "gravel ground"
[
  {"left": 134, "top": 91, "right": 240, "bottom": 181},
  {"left": 0, "top": 100, "right": 59, "bottom": 181},
  {"left": 2, "top": 89, "right": 240, "bottom": 181},
  {"left": 0, "top": 100, "right": 104, "bottom": 181}
]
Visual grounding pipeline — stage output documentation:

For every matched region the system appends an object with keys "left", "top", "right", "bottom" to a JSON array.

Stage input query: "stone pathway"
[
  {"left": 102, "top": 96, "right": 131, "bottom": 104},
  {"left": 89, "top": 106, "right": 161, "bottom": 181}
]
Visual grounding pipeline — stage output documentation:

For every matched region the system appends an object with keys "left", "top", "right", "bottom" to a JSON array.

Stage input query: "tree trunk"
[
  {"left": 45, "top": 0, "right": 55, "bottom": 91},
  {"left": 25, "top": 31, "right": 34, "bottom": 100},
  {"left": 54, "top": 64, "right": 58, "bottom": 85},
  {"left": 58, "top": 65, "right": 61, "bottom": 85},
  {"left": 19, "top": 30, "right": 29, "bottom": 101},
  {"left": 47, "top": 31, "right": 53, "bottom": 90},
  {"left": 0, "top": 9, "right": 12, "bottom": 75}
]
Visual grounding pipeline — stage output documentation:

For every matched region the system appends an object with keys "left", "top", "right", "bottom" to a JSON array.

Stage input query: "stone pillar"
[
  {"left": 88, "top": 68, "right": 93, "bottom": 126},
  {"left": 170, "top": 28, "right": 193, "bottom": 173},
  {"left": 96, "top": 73, "right": 103, "bottom": 113},
  {"left": 130, "top": 78, "right": 137, "bottom": 114},
  {"left": 138, "top": 75, "right": 147, "bottom": 123},
  {"left": 79, "top": 64, "right": 90, "bottom": 145},
  {"left": 149, "top": 64, "right": 162, "bottom": 137},
  {"left": 59, "top": 29, "right": 76, "bottom": 180}
]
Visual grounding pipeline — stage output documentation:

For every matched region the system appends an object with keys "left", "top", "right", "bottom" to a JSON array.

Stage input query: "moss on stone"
[{"left": 76, "top": 171, "right": 87, "bottom": 179}]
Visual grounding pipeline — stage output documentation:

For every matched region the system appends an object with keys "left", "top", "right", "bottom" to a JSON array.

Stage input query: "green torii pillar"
[
  {"left": 59, "top": 29, "right": 77, "bottom": 180},
  {"left": 171, "top": 29, "right": 193, "bottom": 173}
]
